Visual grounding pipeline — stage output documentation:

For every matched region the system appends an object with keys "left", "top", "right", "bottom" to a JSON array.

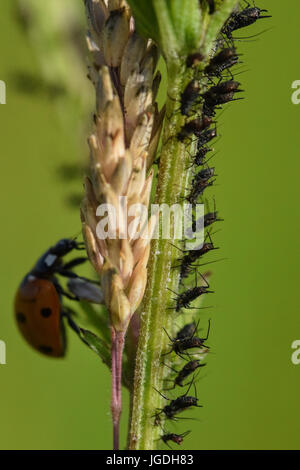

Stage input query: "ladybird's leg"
[
  {"left": 61, "top": 257, "right": 88, "bottom": 270},
  {"left": 58, "top": 269, "right": 99, "bottom": 285},
  {"left": 74, "top": 241, "right": 86, "bottom": 250},
  {"left": 62, "top": 309, "right": 80, "bottom": 334},
  {"left": 61, "top": 308, "right": 89, "bottom": 345},
  {"left": 54, "top": 281, "right": 79, "bottom": 301}
]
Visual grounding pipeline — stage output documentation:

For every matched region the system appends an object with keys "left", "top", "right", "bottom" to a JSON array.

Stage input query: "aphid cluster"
[
  {"left": 156, "top": 320, "right": 210, "bottom": 446},
  {"left": 177, "top": 1, "right": 270, "bottom": 212},
  {"left": 158, "top": 1, "right": 270, "bottom": 449}
]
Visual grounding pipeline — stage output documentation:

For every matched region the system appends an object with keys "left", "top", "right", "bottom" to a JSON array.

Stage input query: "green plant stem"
[{"left": 128, "top": 61, "right": 193, "bottom": 450}]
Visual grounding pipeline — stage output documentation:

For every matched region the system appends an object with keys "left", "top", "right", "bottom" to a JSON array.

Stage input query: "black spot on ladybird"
[
  {"left": 16, "top": 312, "right": 26, "bottom": 323},
  {"left": 39, "top": 345, "right": 53, "bottom": 354},
  {"left": 40, "top": 308, "right": 52, "bottom": 318}
]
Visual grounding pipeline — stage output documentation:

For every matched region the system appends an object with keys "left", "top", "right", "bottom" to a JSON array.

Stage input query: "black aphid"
[
  {"left": 203, "top": 80, "right": 242, "bottom": 113},
  {"left": 165, "top": 319, "right": 211, "bottom": 358},
  {"left": 199, "top": 0, "right": 215, "bottom": 14},
  {"left": 204, "top": 210, "right": 221, "bottom": 227},
  {"left": 191, "top": 200, "right": 222, "bottom": 233},
  {"left": 178, "top": 116, "right": 212, "bottom": 141},
  {"left": 187, "top": 178, "right": 215, "bottom": 205},
  {"left": 166, "top": 360, "right": 206, "bottom": 389},
  {"left": 161, "top": 430, "right": 191, "bottom": 449},
  {"left": 204, "top": 47, "right": 239, "bottom": 77},
  {"left": 172, "top": 273, "right": 213, "bottom": 311},
  {"left": 223, "top": 5, "right": 271, "bottom": 39},
  {"left": 176, "top": 322, "right": 197, "bottom": 341},
  {"left": 196, "top": 127, "right": 217, "bottom": 148},
  {"left": 176, "top": 285, "right": 212, "bottom": 311},
  {"left": 193, "top": 146, "right": 212, "bottom": 167},
  {"left": 160, "top": 395, "right": 201, "bottom": 420},
  {"left": 207, "top": 0, "right": 215, "bottom": 15},
  {"left": 209, "top": 80, "right": 241, "bottom": 95},
  {"left": 195, "top": 166, "right": 215, "bottom": 182},
  {"left": 179, "top": 232, "right": 218, "bottom": 279},
  {"left": 186, "top": 52, "right": 204, "bottom": 68},
  {"left": 181, "top": 79, "right": 201, "bottom": 116},
  {"left": 154, "top": 381, "right": 202, "bottom": 422}
]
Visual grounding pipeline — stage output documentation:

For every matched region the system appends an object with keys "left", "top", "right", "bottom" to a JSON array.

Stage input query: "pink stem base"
[{"left": 111, "top": 328, "right": 125, "bottom": 450}]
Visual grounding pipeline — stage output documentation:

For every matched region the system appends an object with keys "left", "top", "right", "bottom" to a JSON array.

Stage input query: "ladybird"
[{"left": 14, "top": 238, "right": 87, "bottom": 357}]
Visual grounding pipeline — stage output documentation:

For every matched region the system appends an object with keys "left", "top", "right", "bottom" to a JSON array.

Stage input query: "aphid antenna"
[
  {"left": 205, "top": 227, "right": 222, "bottom": 241},
  {"left": 206, "top": 228, "right": 215, "bottom": 244},
  {"left": 179, "top": 430, "right": 191, "bottom": 438},
  {"left": 153, "top": 386, "right": 169, "bottom": 401},
  {"left": 179, "top": 377, "right": 202, "bottom": 406},
  {"left": 162, "top": 361, "right": 178, "bottom": 374},
  {"left": 218, "top": 71, "right": 247, "bottom": 86},
  {"left": 195, "top": 269, "right": 209, "bottom": 288},
  {"left": 167, "top": 240, "right": 186, "bottom": 254},
  {"left": 232, "top": 27, "right": 272, "bottom": 41},
  {"left": 203, "top": 150, "right": 220, "bottom": 165},
  {"left": 183, "top": 374, "right": 195, "bottom": 396},
  {"left": 170, "top": 415, "right": 202, "bottom": 422},
  {"left": 167, "top": 286, "right": 179, "bottom": 298},
  {"left": 162, "top": 327, "right": 174, "bottom": 343},
  {"left": 191, "top": 257, "right": 227, "bottom": 271},
  {"left": 193, "top": 381, "right": 198, "bottom": 400},
  {"left": 181, "top": 367, "right": 208, "bottom": 389},
  {"left": 188, "top": 319, "right": 200, "bottom": 338},
  {"left": 177, "top": 305, "right": 214, "bottom": 312}
]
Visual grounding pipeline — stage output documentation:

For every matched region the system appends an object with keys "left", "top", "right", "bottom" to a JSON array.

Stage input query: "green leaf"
[
  {"left": 128, "top": 0, "right": 202, "bottom": 61},
  {"left": 127, "top": 0, "right": 160, "bottom": 44},
  {"left": 77, "top": 301, "right": 111, "bottom": 345},
  {"left": 79, "top": 328, "right": 111, "bottom": 366}
]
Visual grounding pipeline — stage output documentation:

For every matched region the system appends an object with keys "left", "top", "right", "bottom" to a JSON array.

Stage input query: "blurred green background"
[{"left": 1, "top": 0, "right": 299, "bottom": 450}]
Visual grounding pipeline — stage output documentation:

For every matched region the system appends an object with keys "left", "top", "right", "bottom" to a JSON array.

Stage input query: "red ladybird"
[{"left": 14, "top": 238, "right": 87, "bottom": 357}]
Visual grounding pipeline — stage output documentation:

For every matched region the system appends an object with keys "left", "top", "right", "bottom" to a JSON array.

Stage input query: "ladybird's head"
[{"left": 53, "top": 238, "right": 79, "bottom": 256}]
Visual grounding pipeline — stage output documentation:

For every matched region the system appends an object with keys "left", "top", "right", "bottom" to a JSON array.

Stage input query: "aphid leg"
[{"left": 204, "top": 318, "right": 211, "bottom": 341}]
